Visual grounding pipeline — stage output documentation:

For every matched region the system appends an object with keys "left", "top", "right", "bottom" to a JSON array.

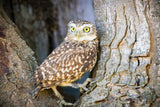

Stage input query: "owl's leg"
[
  {"left": 51, "top": 86, "right": 73, "bottom": 106},
  {"left": 51, "top": 86, "right": 63, "bottom": 99}
]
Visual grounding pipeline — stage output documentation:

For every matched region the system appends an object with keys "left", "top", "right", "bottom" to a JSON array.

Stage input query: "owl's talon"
[
  {"left": 78, "top": 84, "right": 88, "bottom": 92},
  {"left": 78, "top": 78, "right": 92, "bottom": 92}
]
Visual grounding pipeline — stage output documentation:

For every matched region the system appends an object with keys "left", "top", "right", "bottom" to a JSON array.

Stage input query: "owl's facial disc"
[{"left": 67, "top": 23, "right": 97, "bottom": 42}]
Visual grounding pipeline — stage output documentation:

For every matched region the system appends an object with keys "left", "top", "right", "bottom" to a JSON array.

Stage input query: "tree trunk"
[
  {"left": 0, "top": 6, "right": 59, "bottom": 107},
  {"left": 77, "top": 0, "right": 160, "bottom": 106}
]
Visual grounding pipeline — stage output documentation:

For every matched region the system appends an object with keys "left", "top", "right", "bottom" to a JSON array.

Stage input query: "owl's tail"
[{"left": 30, "top": 84, "right": 42, "bottom": 99}]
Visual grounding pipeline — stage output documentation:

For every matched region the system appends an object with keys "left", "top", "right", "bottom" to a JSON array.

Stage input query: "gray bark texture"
[
  {"left": 77, "top": 0, "right": 160, "bottom": 106},
  {"left": 0, "top": 6, "right": 59, "bottom": 107}
]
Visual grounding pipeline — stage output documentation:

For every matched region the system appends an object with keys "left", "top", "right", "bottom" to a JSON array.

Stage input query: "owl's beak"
[{"left": 76, "top": 32, "right": 80, "bottom": 40}]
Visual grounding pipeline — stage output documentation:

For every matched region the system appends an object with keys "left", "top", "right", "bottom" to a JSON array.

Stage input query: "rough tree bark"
[
  {"left": 0, "top": 6, "right": 60, "bottom": 107},
  {"left": 77, "top": 0, "right": 160, "bottom": 106}
]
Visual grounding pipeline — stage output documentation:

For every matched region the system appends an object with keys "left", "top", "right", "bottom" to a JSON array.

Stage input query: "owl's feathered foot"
[{"left": 76, "top": 78, "right": 92, "bottom": 92}]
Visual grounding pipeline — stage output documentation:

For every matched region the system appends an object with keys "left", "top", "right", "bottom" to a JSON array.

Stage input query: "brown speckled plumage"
[
  {"left": 33, "top": 20, "right": 98, "bottom": 104},
  {"left": 36, "top": 39, "right": 98, "bottom": 88}
]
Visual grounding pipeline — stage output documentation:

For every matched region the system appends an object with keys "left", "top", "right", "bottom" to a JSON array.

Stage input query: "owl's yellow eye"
[
  {"left": 71, "top": 26, "right": 76, "bottom": 32},
  {"left": 83, "top": 27, "right": 90, "bottom": 32}
]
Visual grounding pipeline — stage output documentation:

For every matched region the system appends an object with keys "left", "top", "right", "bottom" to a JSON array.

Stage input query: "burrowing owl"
[{"left": 32, "top": 20, "right": 98, "bottom": 105}]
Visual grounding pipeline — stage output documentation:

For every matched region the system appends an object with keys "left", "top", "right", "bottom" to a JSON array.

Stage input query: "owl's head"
[{"left": 66, "top": 20, "right": 97, "bottom": 42}]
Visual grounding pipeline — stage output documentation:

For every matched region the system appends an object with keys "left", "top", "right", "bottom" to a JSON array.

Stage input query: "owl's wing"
[{"left": 36, "top": 41, "right": 97, "bottom": 87}]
